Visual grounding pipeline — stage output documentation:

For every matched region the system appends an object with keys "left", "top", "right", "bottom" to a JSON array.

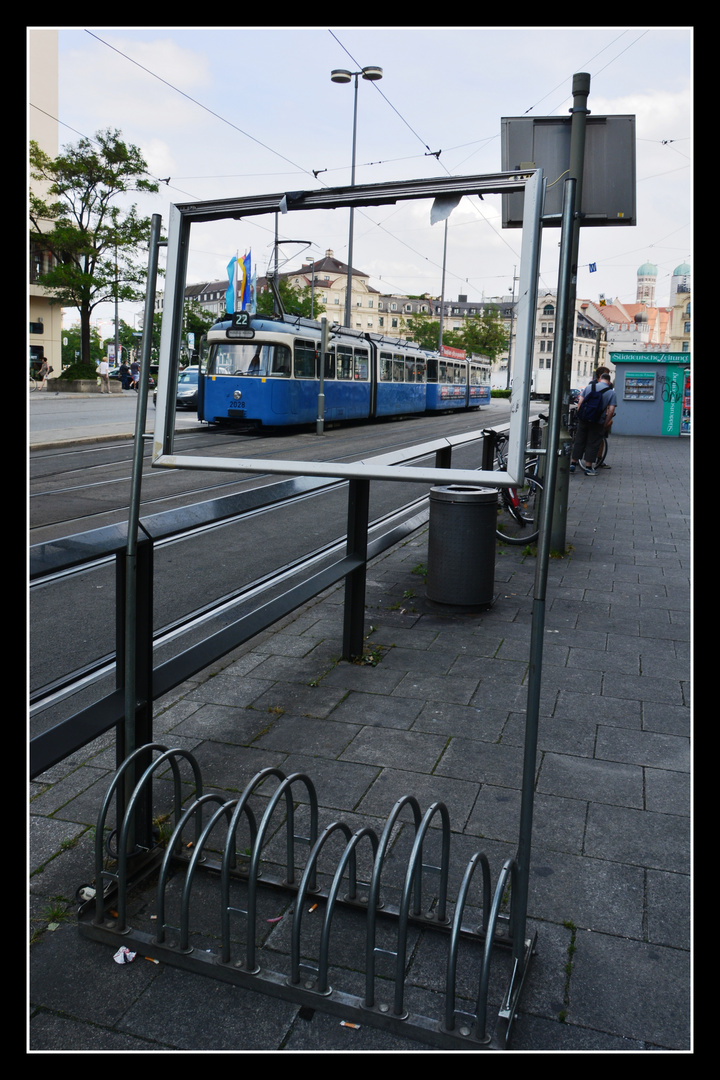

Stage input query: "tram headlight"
[{"left": 233, "top": 390, "right": 242, "bottom": 400}]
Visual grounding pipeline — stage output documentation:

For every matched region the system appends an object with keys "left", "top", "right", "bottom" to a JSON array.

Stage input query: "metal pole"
[
  {"left": 513, "top": 178, "right": 577, "bottom": 965},
  {"left": 114, "top": 243, "right": 120, "bottom": 367},
  {"left": 122, "top": 212, "right": 163, "bottom": 848},
  {"left": 505, "top": 267, "right": 517, "bottom": 390},
  {"left": 344, "top": 73, "right": 359, "bottom": 329},
  {"left": 316, "top": 316, "right": 328, "bottom": 435},
  {"left": 550, "top": 72, "right": 591, "bottom": 553},
  {"left": 438, "top": 220, "right": 448, "bottom": 350}
]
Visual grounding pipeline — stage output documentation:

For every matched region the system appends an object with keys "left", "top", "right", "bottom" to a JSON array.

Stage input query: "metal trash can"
[{"left": 426, "top": 485, "right": 496, "bottom": 608}]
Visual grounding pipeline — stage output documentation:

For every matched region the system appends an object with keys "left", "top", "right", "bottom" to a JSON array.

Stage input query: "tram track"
[
  {"left": 30, "top": 484, "right": 430, "bottom": 714},
  {"left": 30, "top": 407, "right": 507, "bottom": 539}
]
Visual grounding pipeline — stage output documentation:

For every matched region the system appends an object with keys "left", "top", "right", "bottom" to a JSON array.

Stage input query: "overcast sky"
[{"left": 38, "top": 26, "right": 692, "bottom": 329}]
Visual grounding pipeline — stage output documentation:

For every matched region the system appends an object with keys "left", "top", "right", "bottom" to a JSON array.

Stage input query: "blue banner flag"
[
  {"left": 240, "top": 251, "right": 252, "bottom": 311},
  {"left": 226, "top": 256, "right": 237, "bottom": 314},
  {"left": 249, "top": 262, "right": 257, "bottom": 314},
  {"left": 589, "top": 262, "right": 597, "bottom": 273}
]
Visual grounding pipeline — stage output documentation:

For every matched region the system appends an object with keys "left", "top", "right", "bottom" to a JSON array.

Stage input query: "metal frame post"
[
  {"left": 550, "top": 73, "right": 591, "bottom": 552},
  {"left": 342, "top": 479, "right": 370, "bottom": 659},
  {"left": 122, "top": 212, "right": 163, "bottom": 848},
  {"left": 512, "top": 177, "right": 577, "bottom": 967}
]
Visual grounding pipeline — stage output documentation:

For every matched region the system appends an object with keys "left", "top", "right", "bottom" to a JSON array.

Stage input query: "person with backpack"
[{"left": 569, "top": 370, "right": 617, "bottom": 476}]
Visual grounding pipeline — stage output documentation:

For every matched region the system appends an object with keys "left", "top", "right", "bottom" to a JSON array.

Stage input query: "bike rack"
[{"left": 79, "top": 744, "right": 536, "bottom": 1050}]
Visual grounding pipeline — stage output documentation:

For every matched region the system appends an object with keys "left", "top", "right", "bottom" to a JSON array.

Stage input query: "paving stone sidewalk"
[{"left": 29, "top": 434, "right": 691, "bottom": 1052}]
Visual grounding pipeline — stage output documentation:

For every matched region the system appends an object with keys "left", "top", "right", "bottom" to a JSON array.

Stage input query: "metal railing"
[{"left": 30, "top": 425, "right": 499, "bottom": 781}]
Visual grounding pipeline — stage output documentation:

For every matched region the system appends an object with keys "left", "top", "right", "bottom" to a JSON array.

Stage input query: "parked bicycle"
[{"left": 484, "top": 425, "right": 544, "bottom": 545}]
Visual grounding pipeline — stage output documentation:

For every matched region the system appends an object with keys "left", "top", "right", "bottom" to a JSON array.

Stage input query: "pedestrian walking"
[{"left": 98, "top": 356, "right": 111, "bottom": 394}]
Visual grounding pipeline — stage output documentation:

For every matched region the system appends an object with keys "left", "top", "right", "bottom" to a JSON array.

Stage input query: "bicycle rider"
[{"left": 570, "top": 369, "right": 616, "bottom": 476}]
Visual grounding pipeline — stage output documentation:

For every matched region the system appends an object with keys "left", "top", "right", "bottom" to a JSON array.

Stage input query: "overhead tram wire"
[
  {"left": 82, "top": 28, "right": 464, "bottom": 281},
  {"left": 326, "top": 27, "right": 525, "bottom": 294},
  {"left": 84, "top": 30, "right": 318, "bottom": 187},
  {"left": 84, "top": 27, "right": 518, "bottom": 295}
]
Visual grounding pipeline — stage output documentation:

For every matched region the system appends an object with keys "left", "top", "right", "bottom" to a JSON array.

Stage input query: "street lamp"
[{"left": 330, "top": 65, "right": 383, "bottom": 328}]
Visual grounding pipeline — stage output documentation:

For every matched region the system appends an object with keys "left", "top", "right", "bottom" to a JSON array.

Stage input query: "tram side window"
[
  {"left": 405, "top": 359, "right": 416, "bottom": 383},
  {"left": 354, "top": 349, "right": 369, "bottom": 380},
  {"left": 380, "top": 353, "right": 393, "bottom": 381},
  {"left": 294, "top": 340, "right": 317, "bottom": 378},
  {"left": 268, "top": 344, "right": 291, "bottom": 376},
  {"left": 323, "top": 350, "right": 335, "bottom": 379},
  {"left": 392, "top": 356, "right": 405, "bottom": 382},
  {"left": 426, "top": 357, "right": 438, "bottom": 382},
  {"left": 337, "top": 346, "right": 354, "bottom": 380}
]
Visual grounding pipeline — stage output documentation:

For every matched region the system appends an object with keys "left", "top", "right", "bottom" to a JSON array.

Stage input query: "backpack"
[{"left": 578, "top": 380, "right": 611, "bottom": 423}]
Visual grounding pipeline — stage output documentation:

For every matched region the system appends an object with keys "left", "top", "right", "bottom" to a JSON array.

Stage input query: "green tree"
[
  {"left": 256, "top": 278, "right": 326, "bottom": 320},
  {"left": 62, "top": 324, "right": 103, "bottom": 370},
  {"left": 102, "top": 319, "right": 138, "bottom": 363},
  {"left": 29, "top": 128, "right": 159, "bottom": 370},
  {"left": 148, "top": 302, "right": 217, "bottom": 363},
  {"left": 405, "top": 312, "right": 442, "bottom": 351},
  {"left": 456, "top": 309, "right": 508, "bottom": 361},
  {"left": 405, "top": 312, "right": 462, "bottom": 352}
]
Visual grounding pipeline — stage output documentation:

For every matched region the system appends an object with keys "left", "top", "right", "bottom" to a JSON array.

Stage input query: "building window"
[
  {"left": 391, "top": 318, "right": 398, "bottom": 328},
  {"left": 378, "top": 317, "right": 384, "bottom": 327},
  {"left": 684, "top": 322, "right": 690, "bottom": 334}
]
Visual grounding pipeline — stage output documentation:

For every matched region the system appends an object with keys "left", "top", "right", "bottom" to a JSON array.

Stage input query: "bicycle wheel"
[
  {"left": 496, "top": 472, "right": 543, "bottom": 544},
  {"left": 595, "top": 437, "right": 608, "bottom": 466}
]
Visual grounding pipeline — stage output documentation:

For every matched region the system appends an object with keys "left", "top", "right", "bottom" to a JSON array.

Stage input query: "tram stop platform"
[{"left": 29, "top": 433, "right": 691, "bottom": 1052}]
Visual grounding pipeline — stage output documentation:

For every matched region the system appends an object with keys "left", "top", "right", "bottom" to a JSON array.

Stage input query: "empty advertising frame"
[{"left": 152, "top": 170, "right": 544, "bottom": 488}]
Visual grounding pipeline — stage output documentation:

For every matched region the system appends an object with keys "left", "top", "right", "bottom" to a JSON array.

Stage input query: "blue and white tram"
[
  {"left": 424, "top": 352, "right": 492, "bottom": 411},
  {"left": 198, "top": 313, "right": 429, "bottom": 427}
]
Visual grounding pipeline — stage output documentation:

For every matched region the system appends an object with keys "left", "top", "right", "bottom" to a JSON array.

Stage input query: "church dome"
[
  {"left": 673, "top": 262, "right": 691, "bottom": 276},
  {"left": 637, "top": 261, "right": 658, "bottom": 276}
]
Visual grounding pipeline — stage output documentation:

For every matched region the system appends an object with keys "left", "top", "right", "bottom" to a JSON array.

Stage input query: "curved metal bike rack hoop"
[{"left": 80, "top": 746, "right": 537, "bottom": 1050}]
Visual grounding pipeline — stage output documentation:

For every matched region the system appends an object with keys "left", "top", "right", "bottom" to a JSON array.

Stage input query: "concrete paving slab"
[{"left": 29, "top": 434, "right": 692, "bottom": 1051}]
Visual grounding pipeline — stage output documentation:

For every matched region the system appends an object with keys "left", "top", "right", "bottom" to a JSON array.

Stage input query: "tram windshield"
[{"left": 207, "top": 342, "right": 291, "bottom": 377}]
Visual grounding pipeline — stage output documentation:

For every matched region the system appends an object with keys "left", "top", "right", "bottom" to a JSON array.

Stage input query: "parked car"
[{"left": 153, "top": 367, "right": 199, "bottom": 409}]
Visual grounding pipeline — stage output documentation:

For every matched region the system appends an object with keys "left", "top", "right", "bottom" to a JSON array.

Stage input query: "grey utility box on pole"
[{"left": 501, "top": 114, "right": 636, "bottom": 227}]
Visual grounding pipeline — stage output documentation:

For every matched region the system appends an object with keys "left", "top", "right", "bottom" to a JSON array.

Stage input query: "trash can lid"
[{"left": 429, "top": 484, "right": 496, "bottom": 503}]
